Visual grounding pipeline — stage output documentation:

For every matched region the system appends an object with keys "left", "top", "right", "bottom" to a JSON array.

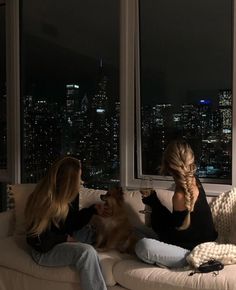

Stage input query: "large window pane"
[
  {"left": 0, "top": 3, "right": 7, "bottom": 169},
  {"left": 21, "top": 0, "right": 119, "bottom": 188},
  {"left": 139, "top": 0, "right": 232, "bottom": 182}
]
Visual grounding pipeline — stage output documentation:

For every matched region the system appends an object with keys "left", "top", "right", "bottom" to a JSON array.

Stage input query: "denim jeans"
[
  {"left": 73, "top": 224, "right": 96, "bottom": 245},
  {"left": 135, "top": 238, "right": 190, "bottom": 268},
  {"left": 31, "top": 227, "right": 107, "bottom": 290}
]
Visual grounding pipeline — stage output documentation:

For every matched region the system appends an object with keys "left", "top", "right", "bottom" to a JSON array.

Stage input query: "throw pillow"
[
  {"left": 229, "top": 209, "right": 236, "bottom": 244},
  {"left": 79, "top": 187, "right": 145, "bottom": 227},
  {"left": 79, "top": 187, "right": 106, "bottom": 208},
  {"left": 187, "top": 242, "right": 236, "bottom": 268},
  {"left": 0, "top": 210, "right": 14, "bottom": 238},
  {"left": 210, "top": 187, "right": 236, "bottom": 243},
  {"left": 8, "top": 183, "right": 36, "bottom": 236}
]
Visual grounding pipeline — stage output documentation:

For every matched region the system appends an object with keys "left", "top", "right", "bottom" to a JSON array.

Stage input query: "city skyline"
[
  {"left": 0, "top": 61, "right": 232, "bottom": 187},
  {"left": 21, "top": 60, "right": 232, "bottom": 185}
]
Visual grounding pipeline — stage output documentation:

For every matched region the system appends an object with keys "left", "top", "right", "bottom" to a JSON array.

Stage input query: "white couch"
[{"left": 0, "top": 184, "right": 236, "bottom": 290}]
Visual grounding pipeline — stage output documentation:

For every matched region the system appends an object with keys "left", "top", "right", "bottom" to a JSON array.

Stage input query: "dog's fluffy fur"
[{"left": 91, "top": 187, "right": 137, "bottom": 253}]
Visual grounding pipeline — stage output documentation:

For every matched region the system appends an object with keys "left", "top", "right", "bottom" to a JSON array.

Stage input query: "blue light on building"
[{"left": 199, "top": 99, "right": 211, "bottom": 105}]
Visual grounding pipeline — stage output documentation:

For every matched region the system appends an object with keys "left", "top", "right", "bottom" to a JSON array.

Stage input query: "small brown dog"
[{"left": 91, "top": 187, "right": 137, "bottom": 253}]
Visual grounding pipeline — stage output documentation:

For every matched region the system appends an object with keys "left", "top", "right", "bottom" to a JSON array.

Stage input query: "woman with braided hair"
[{"left": 135, "top": 139, "right": 217, "bottom": 268}]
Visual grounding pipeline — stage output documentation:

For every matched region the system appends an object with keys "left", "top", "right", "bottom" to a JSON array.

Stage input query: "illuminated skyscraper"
[
  {"left": 218, "top": 89, "right": 232, "bottom": 136},
  {"left": 91, "top": 60, "right": 109, "bottom": 112},
  {"left": 22, "top": 95, "right": 61, "bottom": 182},
  {"left": 62, "top": 84, "right": 80, "bottom": 155}
]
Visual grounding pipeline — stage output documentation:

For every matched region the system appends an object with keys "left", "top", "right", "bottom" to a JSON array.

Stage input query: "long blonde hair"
[
  {"left": 25, "top": 156, "right": 81, "bottom": 236},
  {"left": 160, "top": 139, "right": 197, "bottom": 230}
]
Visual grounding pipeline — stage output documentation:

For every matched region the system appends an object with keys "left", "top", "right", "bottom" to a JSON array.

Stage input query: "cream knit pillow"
[
  {"left": 210, "top": 188, "right": 236, "bottom": 243},
  {"left": 187, "top": 242, "right": 236, "bottom": 268}
]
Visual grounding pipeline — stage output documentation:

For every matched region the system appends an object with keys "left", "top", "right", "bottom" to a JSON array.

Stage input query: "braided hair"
[{"left": 160, "top": 139, "right": 197, "bottom": 230}]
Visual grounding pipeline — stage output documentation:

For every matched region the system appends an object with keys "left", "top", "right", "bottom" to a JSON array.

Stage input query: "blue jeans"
[
  {"left": 135, "top": 238, "right": 190, "bottom": 268},
  {"left": 31, "top": 226, "right": 107, "bottom": 290},
  {"left": 73, "top": 224, "right": 96, "bottom": 245}
]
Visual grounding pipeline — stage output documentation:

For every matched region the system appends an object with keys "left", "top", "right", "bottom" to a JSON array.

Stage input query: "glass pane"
[
  {"left": 0, "top": 3, "right": 7, "bottom": 169},
  {"left": 21, "top": 0, "right": 119, "bottom": 188},
  {"left": 139, "top": 0, "right": 232, "bottom": 182}
]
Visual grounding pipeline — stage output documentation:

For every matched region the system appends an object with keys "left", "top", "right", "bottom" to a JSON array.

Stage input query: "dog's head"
[{"left": 100, "top": 187, "right": 124, "bottom": 208}]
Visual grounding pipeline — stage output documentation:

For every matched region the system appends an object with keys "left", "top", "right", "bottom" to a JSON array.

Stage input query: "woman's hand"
[{"left": 95, "top": 203, "right": 112, "bottom": 217}]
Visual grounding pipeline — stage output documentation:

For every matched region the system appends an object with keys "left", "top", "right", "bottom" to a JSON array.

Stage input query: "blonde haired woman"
[
  {"left": 25, "top": 156, "right": 108, "bottom": 290},
  {"left": 135, "top": 139, "right": 217, "bottom": 268}
]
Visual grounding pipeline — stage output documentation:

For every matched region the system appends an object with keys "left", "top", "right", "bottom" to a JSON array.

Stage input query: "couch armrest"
[{"left": 0, "top": 210, "right": 15, "bottom": 239}]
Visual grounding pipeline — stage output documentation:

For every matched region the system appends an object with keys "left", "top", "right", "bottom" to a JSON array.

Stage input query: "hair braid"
[{"left": 161, "top": 139, "right": 197, "bottom": 230}]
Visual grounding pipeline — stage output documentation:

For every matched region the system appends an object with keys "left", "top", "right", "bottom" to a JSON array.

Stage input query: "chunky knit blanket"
[{"left": 187, "top": 188, "right": 236, "bottom": 268}]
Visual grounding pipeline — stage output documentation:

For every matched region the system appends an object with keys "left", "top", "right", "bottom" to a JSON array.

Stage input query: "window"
[
  {"left": 5, "top": 0, "right": 236, "bottom": 194},
  {"left": 0, "top": 1, "right": 7, "bottom": 171},
  {"left": 137, "top": 0, "right": 233, "bottom": 184},
  {"left": 21, "top": 0, "right": 119, "bottom": 188}
]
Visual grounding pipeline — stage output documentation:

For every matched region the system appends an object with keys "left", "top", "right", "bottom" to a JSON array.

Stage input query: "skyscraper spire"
[{"left": 100, "top": 58, "right": 103, "bottom": 69}]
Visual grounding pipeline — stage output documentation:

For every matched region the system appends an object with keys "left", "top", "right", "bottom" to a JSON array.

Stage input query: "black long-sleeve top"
[
  {"left": 143, "top": 181, "right": 218, "bottom": 250},
  {"left": 26, "top": 194, "right": 97, "bottom": 253}
]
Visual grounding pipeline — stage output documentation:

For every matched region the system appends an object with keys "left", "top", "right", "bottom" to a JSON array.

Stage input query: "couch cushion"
[
  {"left": 0, "top": 236, "right": 79, "bottom": 283},
  {"left": 0, "top": 210, "right": 14, "bottom": 238},
  {"left": 155, "top": 189, "right": 174, "bottom": 211},
  {"left": 0, "top": 236, "right": 126, "bottom": 286},
  {"left": 79, "top": 187, "right": 106, "bottom": 208},
  {"left": 98, "top": 250, "right": 132, "bottom": 286},
  {"left": 80, "top": 187, "right": 145, "bottom": 226},
  {"left": 8, "top": 184, "right": 36, "bottom": 235},
  {"left": 113, "top": 258, "right": 236, "bottom": 290},
  {"left": 123, "top": 191, "right": 145, "bottom": 226}
]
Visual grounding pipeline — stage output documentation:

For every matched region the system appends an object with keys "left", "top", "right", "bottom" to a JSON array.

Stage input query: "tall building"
[
  {"left": 22, "top": 94, "right": 61, "bottom": 182},
  {"left": 91, "top": 59, "right": 109, "bottom": 111},
  {"left": 181, "top": 104, "right": 198, "bottom": 138},
  {"left": 62, "top": 84, "right": 81, "bottom": 155},
  {"left": 218, "top": 89, "right": 232, "bottom": 137}
]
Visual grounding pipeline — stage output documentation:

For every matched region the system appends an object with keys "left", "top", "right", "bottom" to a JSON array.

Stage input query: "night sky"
[
  {"left": 140, "top": 0, "right": 232, "bottom": 105},
  {"left": 21, "top": 0, "right": 119, "bottom": 98},
  {"left": 21, "top": 0, "right": 232, "bottom": 106}
]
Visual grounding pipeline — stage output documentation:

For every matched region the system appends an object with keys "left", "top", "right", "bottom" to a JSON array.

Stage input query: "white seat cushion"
[
  {"left": 0, "top": 236, "right": 79, "bottom": 283},
  {"left": 113, "top": 258, "right": 236, "bottom": 290},
  {"left": 0, "top": 236, "right": 128, "bottom": 286}
]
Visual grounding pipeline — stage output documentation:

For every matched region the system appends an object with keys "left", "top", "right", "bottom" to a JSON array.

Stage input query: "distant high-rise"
[
  {"left": 65, "top": 84, "right": 80, "bottom": 117},
  {"left": 22, "top": 95, "right": 61, "bottom": 182},
  {"left": 91, "top": 60, "right": 109, "bottom": 112},
  {"left": 218, "top": 89, "right": 232, "bottom": 136},
  {"left": 62, "top": 84, "right": 81, "bottom": 155}
]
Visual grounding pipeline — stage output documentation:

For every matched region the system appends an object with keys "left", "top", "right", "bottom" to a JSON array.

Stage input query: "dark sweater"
[
  {"left": 142, "top": 181, "right": 218, "bottom": 250},
  {"left": 26, "top": 194, "right": 97, "bottom": 253}
]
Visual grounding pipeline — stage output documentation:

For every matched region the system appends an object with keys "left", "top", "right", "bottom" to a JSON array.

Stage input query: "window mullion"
[{"left": 6, "top": 0, "right": 21, "bottom": 184}]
